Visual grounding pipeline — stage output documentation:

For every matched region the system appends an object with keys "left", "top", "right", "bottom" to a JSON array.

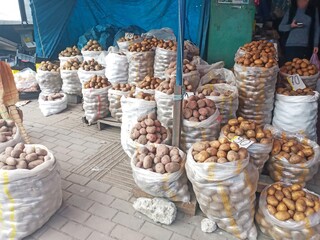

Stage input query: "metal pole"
[{"left": 172, "top": 0, "right": 186, "bottom": 147}]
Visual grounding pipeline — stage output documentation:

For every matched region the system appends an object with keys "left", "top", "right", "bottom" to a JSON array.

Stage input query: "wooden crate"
[{"left": 97, "top": 117, "right": 121, "bottom": 130}]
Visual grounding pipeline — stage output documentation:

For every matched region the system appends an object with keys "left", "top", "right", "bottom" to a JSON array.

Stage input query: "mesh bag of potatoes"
[
  {"left": 105, "top": 51, "right": 128, "bottom": 84},
  {"left": 60, "top": 58, "right": 82, "bottom": 95},
  {"left": 81, "top": 39, "right": 104, "bottom": 62},
  {"left": 272, "top": 88, "right": 319, "bottom": 141},
  {"left": 117, "top": 34, "right": 142, "bottom": 50},
  {"left": 0, "top": 119, "right": 22, "bottom": 153},
  {"left": 181, "top": 94, "right": 221, "bottom": 152},
  {"left": 78, "top": 59, "right": 105, "bottom": 85},
  {"left": 82, "top": 76, "right": 111, "bottom": 125},
  {"left": 190, "top": 56, "right": 224, "bottom": 78},
  {"left": 135, "top": 75, "right": 162, "bottom": 95},
  {"left": 221, "top": 117, "right": 273, "bottom": 172},
  {"left": 267, "top": 125, "right": 320, "bottom": 186},
  {"left": 36, "top": 61, "right": 62, "bottom": 94},
  {"left": 186, "top": 138, "right": 259, "bottom": 239},
  {"left": 0, "top": 143, "right": 62, "bottom": 240},
  {"left": 255, "top": 182, "right": 320, "bottom": 240},
  {"left": 154, "top": 77, "right": 175, "bottom": 129},
  {"left": 108, "top": 84, "right": 135, "bottom": 122},
  {"left": 234, "top": 41, "right": 279, "bottom": 126},
  {"left": 280, "top": 58, "right": 319, "bottom": 90},
  {"left": 199, "top": 67, "right": 236, "bottom": 86},
  {"left": 121, "top": 93, "right": 156, "bottom": 157},
  {"left": 131, "top": 143, "right": 190, "bottom": 202},
  {"left": 58, "top": 45, "right": 82, "bottom": 68},
  {"left": 38, "top": 93, "right": 68, "bottom": 117},
  {"left": 196, "top": 84, "right": 238, "bottom": 124}
]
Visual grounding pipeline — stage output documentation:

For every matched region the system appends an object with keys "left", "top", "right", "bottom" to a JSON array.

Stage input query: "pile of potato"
[
  {"left": 137, "top": 76, "right": 162, "bottom": 90},
  {"left": 127, "top": 92, "right": 155, "bottom": 101},
  {"left": 0, "top": 119, "right": 17, "bottom": 143},
  {"left": 236, "top": 40, "right": 277, "bottom": 68},
  {"left": 272, "top": 138, "right": 314, "bottom": 164},
  {"left": 166, "top": 59, "right": 197, "bottom": 75},
  {"left": 192, "top": 137, "right": 248, "bottom": 163},
  {"left": 183, "top": 95, "right": 216, "bottom": 122},
  {"left": 276, "top": 87, "right": 315, "bottom": 96},
  {"left": 130, "top": 113, "right": 168, "bottom": 145},
  {"left": 59, "top": 46, "right": 81, "bottom": 57},
  {"left": 111, "top": 83, "right": 135, "bottom": 92},
  {"left": 118, "top": 35, "right": 140, "bottom": 42},
  {"left": 128, "top": 38, "right": 159, "bottom": 52},
  {"left": 280, "top": 58, "right": 318, "bottom": 76},
  {"left": 41, "top": 93, "right": 64, "bottom": 101},
  {"left": 133, "top": 144, "right": 183, "bottom": 173},
  {"left": 80, "top": 59, "right": 104, "bottom": 71},
  {"left": 0, "top": 143, "right": 51, "bottom": 170},
  {"left": 156, "top": 77, "right": 175, "bottom": 94},
  {"left": 197, "top": 86, "right": 233, "bottom": 97},
  {"left": 221, "top": 118, "right": 273, "bottom": 144},
  {"left": 39, "top": 61, "right": 60, "bottom": 72},
  {"left": 82, "top": 39, "right": 103, "bottom": 51},
  {"left": 62, "top": 58, "right": 81, "bottom": 70},
  {"left": 157, "top": 39, "right": 177, "bottom": 51},
  {"left": 83, "top": 75, "right": 110, "bottom": 89}
]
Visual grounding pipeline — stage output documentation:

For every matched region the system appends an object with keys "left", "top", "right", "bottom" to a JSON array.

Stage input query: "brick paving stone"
[
  {"left": 112, "top": 211, "right": 144, "bottom": 230},
  {"left": 69, "top": 137, "right": 87, "bottom": 145},
  {"left": 63, "top": 191, "right": 72, "bottom": 201},
  {"left": 67, "top": 150, "right": 89, "bottom": 159},
  {"left": 85, "top": 215, "right": 116, "bottom": 234},
  {"left": 86, "top": 180, "right": 111, "bottom": 192},
  {"left": 67, "top": 194, "right": 94, "bottom": 210},
  {"left": 87, "top": 190, "right": 115, "bottom": 206},
  {"left": 171, "top": 233, "right": 191, "bottom": 240},
  {"left": 55, "top": 153, "right": 72, "bottom": 163},
  {"left": 42, "top": 135, "right": 58, "bottom": 143},
  {"left": 42, "top": 129, "right": 58, "bottom": 137},
  {"left": 38, "top": 228, "right": 72, "bottom": 240},
  {"left": 111, "top": 225, "right": 144, "bottom": 240},
  {"left": 68, "top": 143, "right": 88, "bottom": 152},
  {"left": 88, "top": 202, "right": 118, "bottom": 220},
  {"left": 59, "top": 161, "right": 74, "bottom": 171},
  {"left": 47, "top": 214, "right": 68, "bottom": 229},
  {"left": 67, "top": 183, "right": 93, "bottom": 197},
  {"left": 110, "top": 198, "right": 135, "bottom": 215},
  {"left": 140, "top": 222, "right": 172, "bottom": 240},
  {"left": 52, "top": 145, "right": 71, "bottom": 155},
  {"left": 60, "top": 205, "right": 91, "bottom": 223},
  {"left": 68, "top": 158, "right": 86, "bottom": 167},
  {"left": 67, "top": 174, "right": 91, "bottom": 185},
  {"left": 83, "top": 141, "right": 102, "bottom": 149},
  {"left": 107, "top": 186, "right": 132, "bottom": 201},
  {"left": 56, "top": 139, "right": 73, "bottom": 147},
  {"left": 61, "top": 179, "right": 72, "bottom": 190},
  {"left": 87, "top": 231, "right": 115, "bottom": 240},
  {"left": 163, "top": 220, "right": 195, "bottom": 237},
  {"left": 61, "top": 221, "right": 92, "bottom": 240}
]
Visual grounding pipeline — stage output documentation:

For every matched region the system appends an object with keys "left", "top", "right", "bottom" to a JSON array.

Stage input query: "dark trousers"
[{"left": 285, "top": 46, "right": 312, "bottom": 62}]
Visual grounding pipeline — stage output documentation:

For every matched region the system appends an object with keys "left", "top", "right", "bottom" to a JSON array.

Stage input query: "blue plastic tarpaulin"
[{"left": 30, "top": 0, "right": 206, "bottom": 59}]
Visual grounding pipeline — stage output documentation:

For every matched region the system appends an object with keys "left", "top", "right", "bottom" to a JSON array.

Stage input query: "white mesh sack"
[
  {"left": 60, "top": 70, "right": 82, "bottom": 95},
  {"left": 38, "top": 93, "right": 68, "bottom": 117},
  {"left": 105, "top": 52, "right": 128, "bottom": 84},
  {"left": 36, "top": 70, "right": 62, "bottom": 94},
  {"left": 126, "top": 51, "right": 155, "bottom": 83}
]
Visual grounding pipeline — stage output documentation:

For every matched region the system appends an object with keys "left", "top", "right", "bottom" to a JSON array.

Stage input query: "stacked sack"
[
  {"left": 131, "top": 143, "right": 190, "bottom": 202},
  {"left": 272, "top": 87, "right": 319, "bottom": 142},
  {"left": 136, "top": 75, "right": 162, "bottom": 95},
  {"left": 105, "top": 49, "right": 128, "bottom": 84},
  {"left": 221, "top": 117, "right": 273, "bottom": 172},
  {"left": 82, "top": 75, "right": 111, "bottom": 125},
  {"left": 117, "top": 34, "right": 142, "bottom": 50},
  {"left": 60, "top": 58, "right": 82, "bottom": 95},
  {"left": 78, "top": 59, "right": 105, "bottom": 85},
  {"left": 256, "top": 182, "right": 320, "bottom": 240},
  {"left": 234, "top": 40, "right": 279, "bottom": 125},
  {"left": 186, "top": 138, "right": 259, "bottom": 239},
  {"left": 81, "top": 39, "right": 104, "bottom": 62},
  {"left": 58, "top": 46, "right": 82, "bottom": 69},
  {"left": 267, "top": 126, "right": 320, "bottom": 186},
  {"left": 36, "top": 61, "right": 62, "bottom": 94}
]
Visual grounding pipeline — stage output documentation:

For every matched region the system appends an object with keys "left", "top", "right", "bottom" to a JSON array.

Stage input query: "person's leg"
[
  {"left": 285, "top": 47, "right": 311, "bottom": 61},
  {"left": 285, "top": 47, "right": 298, "bottom": 61}
]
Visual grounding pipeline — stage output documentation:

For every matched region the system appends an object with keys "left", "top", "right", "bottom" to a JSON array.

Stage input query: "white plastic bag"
[
  {"left": 266, "top": 126, "right": 320, "bottom": 186},
  {"left": 82, "top": 87, "right": 110, "bottom": 125},
  {"left": 14, "top": 68, "right": 38, "bottom": 92},
  {"left": 121, "top": 96, "right": 156, "bottom": 156},
  {"left": 280, "top": 71, "right": 320, "bottom": 90},
  {"left": 234, "top": 64, "right": 279, "bottom": 126},
  {"left": 256, "top": 183, "right": 320, "bottom": 240},
  {"left": 272, "top": 92, "right": 319, "bottom": 141},
  {"left": 198, "top": 84, "right": 238, "bottom": 124},
  {"left": 154, "top": 47, "right": 177, "bottom": 79},
  {"left": 81, "top": 50, "right": 106, "bottom": 63},
  {"left": 59, "top": 55, "right": 83, "bottom": 69},
  {"left": 105, "top": 52, "right": 128, "bottom": 84},
  {"left": 77, "top": 68, "right": 106, "bottom": 85},
  {"left": 60, "top": 70, "right": 82, "bottom": 95},
  {"left": 126, "top": 51, "right": 155, "bottom": 83},
  {"left": 131, "top": 144, "right": 190, "bottom": 202},
  {"left": 181, "top": 109, "right": 221, "bottom": 152},
  {"left": 36, "top": 70, "right": 62, "bottom": 94},
  {"left": 0, "top": 126, "right": 22, "bottom": 154},
  {"left": 38, "top": 93, "right": 68, "bottom": 117},
  {"left": 200, "top": 68, "right": 236, "bottom": 86},
  {"left": 186, "top": 148, "right": 258, "bottom": 239},
  {"left": 108, "top": 89, "right": 130, "bottom": 122},
  {"left": 117, "top": 37, "right": 142, "bottom": 50},
  {"left": 0, "top": 144, "right": 62, "bottom": 240},
  {"left": 155, "top": 90, "right": 173, "bottom": 129}
]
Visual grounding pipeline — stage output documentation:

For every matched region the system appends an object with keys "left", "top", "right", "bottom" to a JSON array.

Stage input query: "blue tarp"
[{"left": 30, "top": 0, "right": 205, "bottom": 59}]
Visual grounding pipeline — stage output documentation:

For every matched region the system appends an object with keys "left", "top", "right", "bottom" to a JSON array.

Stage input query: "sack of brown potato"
[
  {"left": 131, "top": 143, "right": 190, "bottom": 202},
  {"left": 78, "top": 59, "right": 105, "bottom": 85},
  {"left": 117, "top": 35, "right": 142, "bottom": 50},
  {"left": 60, "top": 58, "right": 82, "bottom": 95},
  {"left": 199, "top": 67, "right": 236, "bottom": 86},
  {"left": 38, "top": 93, "right": 68, "bottom": 117},
  {"left": 255, "top": 182, "right": 320, "bottom": 240},
  {"left": 135, "top": 75, "right": 162, "bottom": 95},
  {"left": 186, "top": 138, "right": 259, "bottom": 239},
  {"left": 59, "top": 46, "right": 82, "bottom": 68},
  {"left": 154, "top": 47, "right": 178, "bottom": 79},
  {"left": 0, "top": 143, "right": 62, "bottom": 239},
  {"left": 105, "top": 51, "right": 128, "bottom": 84},
  {"left": 272, "top": 90, "right": 319, "bottom": 142},
  {"left": 155, "top": 90, "right": 174, "bottom": 129},
  {"left": 126, "top": 51, "right": 155, "bottom": 83},
  {"left": 197, "top": 84, "right": 238, "bottom": 125},
  {"left": 36, "top": 69, "right": 62, "bottom": 95},
  {"left": 267, "top": 125, "right": 320, "bottom": 186},
  {"left": 0, "top": 120, "right": 22, "bottom": 154}
]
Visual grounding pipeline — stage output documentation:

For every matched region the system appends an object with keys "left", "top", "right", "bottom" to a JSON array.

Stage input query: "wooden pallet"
[
  {"left": 132, "top": 186, "right": 198, "bottom": 216},
  {"left": 97, "top": 117, "right": 121, "bottom": 130}
]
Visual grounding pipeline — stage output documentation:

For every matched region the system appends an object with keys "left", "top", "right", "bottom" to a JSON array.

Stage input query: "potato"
[
  {"left": 217, "top": 158, "right": 228, "bottom": 163},
  {"left": 155, "top": 163, "right": 165, "bottom": 174},
  {"left": 227, "top": 151, "right": 239, "bottom": 162},
  {"left": 267, "top": 204, "right": 277, "bottom": 215},
  {"left": 156, "top": 145, "right": 169, "bottom": 158},
  {"left": 267, "top": 186, "right": 276, "bottom": 195},
  {"left": 5, "top": 147, "right": 13, "bottom": 156},
  {"left": 193, "top": 142, "right": 207, "bottom": 152},
  {"left": 283, "top": 198, "right": 295, "bottom": 211},
  {"left": 171, "top": 155, "right": 181, "bottom": 163},
  {"left": 238, "top": 148, "right": 248, "bottom": 160},
  {"left": 146, "top": 134, "right": 157, "bottom": 142},
  {"left": 136, "top": 161, "right": 143, "bottom": 168},
  {"left": 14, "top": 143, "right": 25, "bottom": 151},
  {"left": 217, "top": 150, "right": 227, "bottom": 159},
  {"left": 28, "top": 160, "right": 44, "bottom": 169},
  {"left": 165, "top": 162, "right": 180, "bottom": 173},
  {"left": 10, "top": 150, "right": 22, "bottom": 158},
  {"left": 137, "top": 135, "right": 147, "bottom": 144},
  {"left": 161, "top": 155, "right": 171, "bottom": 165},
  {"left": 143, "top": 156, "right": 153, "bottom": 169},
  {"left": 295, "top": 199, "right": 307, "bottom": 212},
  {"left": 16, "top": 160, "right": 27, "bottom": 169},
  {"left": 194, "top": 151, "right": 210, "bottom": 162},
  {"left": 293, "top": 212, "right": 306, "bottom": 221},
  {"left": 5, "top": 157, "right": 17, "bottom": 166},
  {"left": 291, "top": 184, "right": 302, "bottom": 191},
  {"left": 277, "top": 202, "right": 288, "bottom": 211},
  {"left": 25, "top": 153, "right": 38, "bottom": 162},
  {"left": 292, "top": 190, "right": 305, "bottom": 201},
  {"left": 275, "top": 190, "right": 285, "bottom": 201},
  {"left": 274, "top": 211, "right": 291, "bottom": 221},
  {"left": 210, "top": 140, "right": 220, "bottom": 149},
  {"left": 282, "top": 188, "right": 292, "bottom": 199},
  {"left": 267, "top": 196, "right": 279, "bottom": 206}
]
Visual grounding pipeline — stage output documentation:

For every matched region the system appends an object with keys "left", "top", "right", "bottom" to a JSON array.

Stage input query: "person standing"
[{"left": 279, "top": 0, "right": 319, "bottom": 61}]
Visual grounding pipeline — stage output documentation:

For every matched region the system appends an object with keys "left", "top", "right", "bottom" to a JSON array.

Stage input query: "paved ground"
[{"left": 18, "top": 101, "right": 320, "bottom": 240}]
